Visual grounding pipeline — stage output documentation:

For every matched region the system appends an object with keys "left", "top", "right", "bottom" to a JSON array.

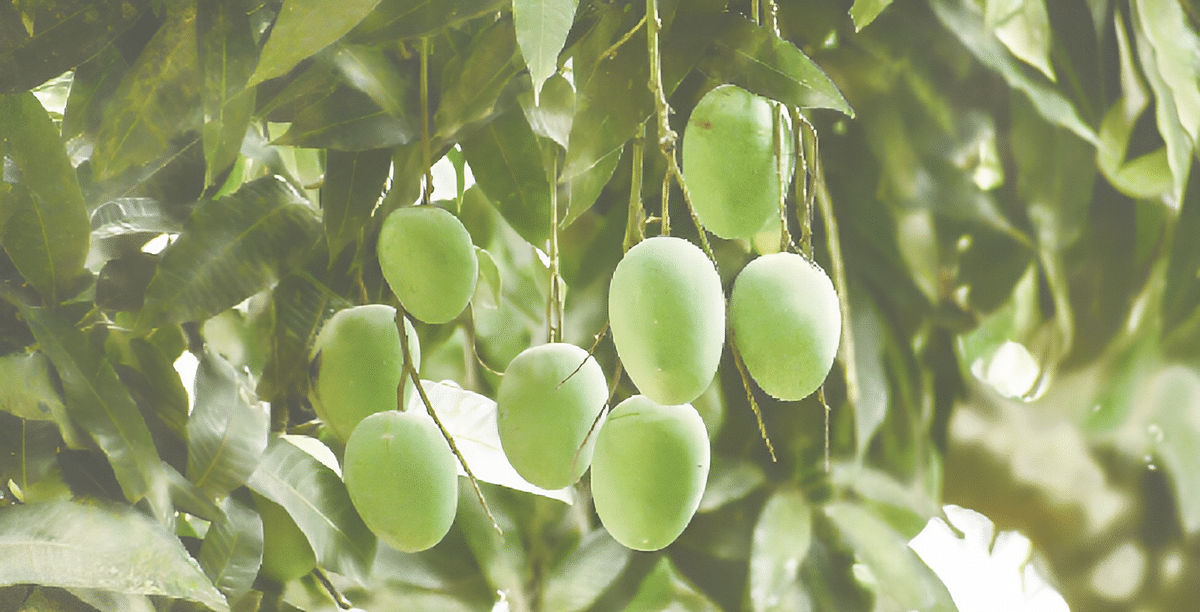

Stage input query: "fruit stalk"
[
  {"left": 814, "top": 158, "right": 859, "bottom": 414},
  {"left": 624, "top": 124, "right": 646, "bottom": 253},
  {"left": 420, "top": 37, "right": 433, "bottom": 206}
]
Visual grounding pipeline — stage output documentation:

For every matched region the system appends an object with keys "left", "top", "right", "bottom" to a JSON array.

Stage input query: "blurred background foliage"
[{"left": 0, "top": 0, "right": 1198, "bottom": 611}]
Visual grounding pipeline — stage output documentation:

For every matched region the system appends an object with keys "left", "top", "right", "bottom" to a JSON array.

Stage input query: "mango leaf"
[
  {"left": 138, "top": 176, "right": 321, "bottom": 329},
  {"left": 1141, "top": 366, "right": 1200, "bottom": 535},
  {"left": 929, "top": 0, "right": 1095, "bottom": 144},
  {"left": 0, "top": 0, "right": 150, "bottom": 94},
  {"left": 514, "top": 0, "right": 578, "bottom": 101},
  {"left": 93, "top": 6, "right": 203, "bottom": 181},
  {"left": 696, "top": 15, "right": 853, "bottom": 117},
  {"left": 1132, "top": 0, "right": 1200, "bottom": 206},
  {"left": 322, "top": 149, "right": 392, "bottom": 257},
  {"left": 697, "top": 456, "right": 766, "bottom": 513},
  {"left": 1163, "top": 157, "right": 1200, "bottom": 338},
  {"left": 330, "top": 44, "right": 415, "bottom": 121},
  {"left": 1011, "top": 94, "right": 1095, "bottom": 251},
  {"left": 519, "top": 72, "right": 574, "bottom": 150},
  {"left": 473, "top": 246, "right": 503, "bottom": 309},
  {"left": 10, "top": 301, "right": 171, "bottom": 526},
  {"left": 459, "top": 109, "right": 552, "bottom": 247},
  {"left": 541, "top": 530, "right": 631, "bottom": 612},
  {"left": 0, "top": 91, "right": 90, "bottom": 304},
  {"left": 0, "top": 501, "right": 228, "bottom": 612},
  {"left": 273, "top": 85, "right": 417, "bottom": 150},
  {"left": 198, "top": 0, "right": 258, "bottom": 188},
  {"left": 850, "top": 0, "right": 895, "bottom": 31},
  {"left": 89, "top": 198, "right": 187, "bottom": 239},
  {"left": 986, "top": 0, "right": 1056, "bottom": 82},
  {"left": 825, "top": 502, "right": 958, "bottom": 612},
  {"left": 248, "top": 0, "right": 383, "bottom": 86},
  {"left": 625, "top": 556, "right": 720, "bottom": 612},
  {"left": 748, "top": 488, "right": 813, "bottom": 612},
  {"left": 199, "top": 490, "right": 264, "bottom": 600},
  {"left": 349, "top": 0, "right": 508, "bottom": 44},
  {"left": 435, "top": 17, "right": 522, "bottom": 143},
  {"left": 0, "top": 412, "right": 60, "bottom": 494},
  {"left": 455, "top": 483, "right": 529, "bottom": 611},
  {"left": 95, "top": 253, "right": 158, "bottom": 312},
  {"left": 246, "top": 435, "right": 376, "bottom": 582},
  {"left": 61, "top": 45, "right": 128, "bottom": 146},
  {"left": 187, "top": 349, "right": 270, "bottom": 501},
  {"left": 410, "top": 380, "right": 573, "bottom": 503},
  {"left": 0, "top": 351, "right": 64, "bottom": 422}
]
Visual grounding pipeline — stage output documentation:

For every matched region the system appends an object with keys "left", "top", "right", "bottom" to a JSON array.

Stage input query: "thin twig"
[
  {"left": 466, "top": 307, "right": 505, "bottom": 377},
  {"left": 731, "top": 336, "right": 777, "bottom": 462},
  {"left": 558, "top": 321, "right": 610, "bottom": 389},
  {"left": 420, "top": 37, "right": 433, "bottom": 206},
  {"left": 814, "top": 156, "right": 859, "bottom": 410},
  {"left": 624, "top": 124, "right": 646, "bottom": 253},
  {"left": 818, "top": 387, "right": 831, "bottom": 473},
  {"left": 594, "top": 13, "right": 648, "bottom": 72},
  {"left": 548, "top": 153, "right": 563, "bottom": 344},
  {"left": 312, "top": 568, "right": 352, "bottom": 610}
]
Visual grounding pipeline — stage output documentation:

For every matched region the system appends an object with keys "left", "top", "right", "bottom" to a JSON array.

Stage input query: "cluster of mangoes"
[{"left": 261, "top": 83, "right": 842, "bottom": 573}]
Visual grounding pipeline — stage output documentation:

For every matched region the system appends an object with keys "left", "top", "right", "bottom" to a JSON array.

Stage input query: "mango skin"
[
  {"left": 591, "top": 395, "right": 710, "bottom": 551},
  {"left": 497, "top": 343, "right": 608, "bottom": 490},
  {"left": 608, "top": 237, "right": 725, "bottom": 406},
  {"left": 310, "top": 305, "right": 420, "bottom": 442},
  {"left": 378, "top": 206, "right": 478, "bottom": 324},
  {"left": 683, "top": 84, "right": 793, "bottom": 240},
  {"left": 729, "top": 252, "right": 841, "bottom": 401},
  {"left": 343, "top": 411, "right": 458, "bottom": 553},
  {"left": 253, "top": 492, "right": 317, "bottom": 584}
]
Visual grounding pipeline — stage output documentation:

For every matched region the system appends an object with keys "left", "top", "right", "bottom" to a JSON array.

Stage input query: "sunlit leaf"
[
  {"left": 1142, "top": 366, "right": 1200, "bottom": 535},
  {"left": 247, "top": 435, "right": 376, "bottom": 582},
  {"left": 187, "top": 349, "right": 270, "bottom": 501},
  {"left": 1163, "top": 157, "right": 1200, "bottom": 341},
  {"left": 0, "top": 0, "right": 150, "bottom": 94},
  {"left": 541, "top": 530, "right": 630, "bottom": 612},
  {"left": 435, "top": 17, "right": 522, "bottom": 143},
  {"left": 89, "top": 197, "right": 186, "bottom": 239},
  {"left": 519, "top": 72, "right": 574, "bottom": 150},
  {"left": 748, "top": 488, "right": 812, "bottom": 612},
  {"left": 0, "top": 91, "right": 89, "bottom": 304},
  {"left": 850, "top": 0, "right": 895, "bottom": 31},
  {"left": 625, "top": 556, "right": 720, "bottom": 612},
  {"left": 473, "top": 246, "right": 503, "bottom": 309},
  {"left": 696, "top": 15, "right": 853, "bottom": 116},
  {"left": 138, "top": 176, "right": 321, "bottom": 329},
  {"left": 93, "top": 6, "right": 203, "bottom": 181},
  {"left": 986, "top": 0, "right": 1056, "bottom": 82},
  {"left": 331, "top": 44, "right": 415, "bottom": 121},
  {"left": 349, "top": 0, "right": 508, "bottom": 44},
  {"left": 199, "top": 490, "right": 264, "bottom": 600},
  {"left": 460, "top": 108, "right": 552, "bottom": 247},
  {"left": 514, "top": 0, "right": 578, "bottom": 101},
  {"left": 199, "top": 0, "right": 258, "bottom": 187},
  {"left": 322, "top": 148, "right": 392, "bottom": 257},
  {"left": 9, "top": 302, "right": 171, "bottom": 525},
  {"left": 697, "top": 456, "right": 765, "bottom": 513},
  {"left": 248, "top": 0, "right": 383, "bottom": 87},
  {"left": 0, "top": 501, "right": 229, "bottom": 612}
]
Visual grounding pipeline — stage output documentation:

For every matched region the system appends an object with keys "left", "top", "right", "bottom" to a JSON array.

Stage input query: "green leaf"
[
  {"left": 330, "top": 44, "right": 415, "bottom": 121},
  {"left": 850, "top": 0, "right": 895, "bottom": 31},
  {"left": 1132, "top": 0, "right": 1200, "bottom": 206},
  {"left": 455, "top": 483, "right": 529, "bottom": 611},
  {"left": 90, "top": 198, "right": 187, "bottom": 239},
  {"left": 0, "top": 91, "right": 89, "bottom": 304},
  {"left": 11, "top": 302, "right": 171, "bottom": 525},
  {"left": 830, "top": 464, "right": 942, "bottom": 539},
  {"left": 929, "top": 0, "right": 1095, "bottom": 144},
  {"left": 199, "top": 0, "right": 258, "bottom": 188},
  {"left": 825, "top": 502, "right": 958, "bottom": 612},
  {"left": 1011, "top": 94, "right": 1095, "bottom": 251},
  {"left": 199, "top": 490, "right": 264, "bottom": 600},
  {"left": 748, "top": 488, "right": 812, "bottom": 612},
  {"left": 248, "top": 0, "right": 384, "bottom": 87},
  {"left": 1142, "top": 366, "right": 1200, "bottom": 535},
  {"left": 61, "top": 45, "right": 128, "bottom": 146},
  {"left": 435, "top": 17, "right": 522, "bottom": 143},
  {"left": 349, "top": 0, "right": 508, "bottom": 44},
  {"left": 0, "top": 351, "right": 64, "bottom": 422},
  {"left": 697, "top": 456, "right": 766, "bottom": 513},
  {"left": 696, "top": 15, "right": 853, "bottom": 117},
  {"left": 986, "top": 0, "right": 1056, "bottom": 82},
  {"left": 273, "top": 85, "right": 417, "bottom": 150},
  {"left": 459, "top": 108, "right": 552, "bottom": 247},
  {"left": 93, "top": 6, "right": 203, "bottom": 181},
  {"left": 519, "top": 72, "right": 574, "bottom": 150},
  {"left": 514, "top": 0, "right": 579, "bottom": 101},
  {"left": 1163, "top": 157, "right": 1200, "bottom": 340},
  {"left": 625, "top": 556, "right": 720, "bottom": 612},
  {"left": 0, "top": 412, "right": 60, "bottom": 494},
  {"left": 187, "top": 349, "right": 270, "bottom": 501},
  {"left": 541, "top": 530, "right": 631, "bottom": 612},
  {"left": 138, "top": 176, "right": 321, "bottom": 329},
  {"left": 322, "top": 148, "right": 392, "bottom": 257},
  {"left": 0, "top": 501, "right": 229, "bottom": 612},
  {"left": 246, "top": 435, "right": 376, "bottom": 582},
  {"left": 95, "top": 253, "right": 158, "bottom": 312},
  {"left": 0, "top": 0, "right": 150, "bottom": 94}
]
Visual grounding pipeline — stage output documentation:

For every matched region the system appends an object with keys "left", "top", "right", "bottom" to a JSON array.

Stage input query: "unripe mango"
[
  {"left": 310, "top": 305, "right": 420, "bottom": 442},
  {"left": 497, "top": 343, "right": 608, "bottom": 490},
  {"left": 378, "top": 206, "right": 478, "bottom": 324},
  {"left": 729, "top": 252, "right": 840, "bottom": 400},
  {"left": 343, "top": 411, "right": 458, "bottom": 553},
  {"left": 591, "top": 395, "right": 710, "bottom": 551},
  {"left": 608, "top": 237, "right": 725, "bottom": 406},
  {"left": 683, "top": 84, "right": 793, "bottom": 240}
]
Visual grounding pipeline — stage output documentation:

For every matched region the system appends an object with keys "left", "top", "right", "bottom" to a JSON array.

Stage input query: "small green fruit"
[
  {"left": 343, "top": 411, "right": 458, "bottom": 553},
  {"left": 591, "top": 395, "right": 710, "bottom": 551},
  {"left": 729, "top": 252, "right": 841, "bottom": 400},
  {"left": 497, "top": 343, "right": 608, "bottom": 490},
  {"left": 378, "top": 206, "right": 478, "bottom": 324},
  {"left": 683, "top": 84, "right": 793, "bottom": 240},
  {"left": 310, "top": 305, "right": 420, "bottom": 442},
  {"left": 608, "top": 236, "right": 725, "bottom": 406},
  {"left": 254, "top": 492, "right": 316, "bottom": 583}
]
